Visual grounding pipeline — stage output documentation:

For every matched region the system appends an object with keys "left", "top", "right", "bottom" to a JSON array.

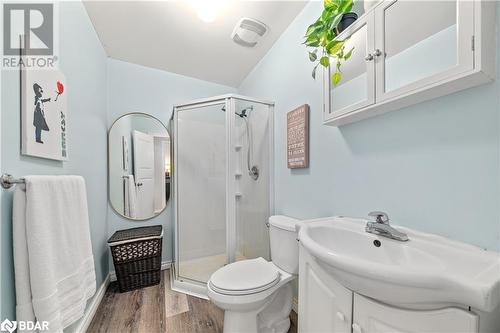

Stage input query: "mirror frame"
[{"left": 107, "top": 112, "right": 171, "bottom": 221}]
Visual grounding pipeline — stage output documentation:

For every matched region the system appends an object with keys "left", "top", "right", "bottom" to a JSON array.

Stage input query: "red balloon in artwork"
[
  {"left": 54, "top": 81, "right": 65, "bottom": 101},
  {"left": 57, "top": 81, "right": 64, "bottom": 94}
]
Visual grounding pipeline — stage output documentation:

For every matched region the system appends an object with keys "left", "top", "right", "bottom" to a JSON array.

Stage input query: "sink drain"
[{"left": 373, "top": 240, "right": 381, "bottom": 247}]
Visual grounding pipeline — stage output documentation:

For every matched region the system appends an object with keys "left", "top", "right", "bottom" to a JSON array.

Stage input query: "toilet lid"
[{"left": 209, "top": 257, "right": 280, "bottom": 295}]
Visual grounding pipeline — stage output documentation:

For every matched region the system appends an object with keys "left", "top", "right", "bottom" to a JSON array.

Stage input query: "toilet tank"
[{"left": 269, "top": 215, "right": 300, "bottom": 274}]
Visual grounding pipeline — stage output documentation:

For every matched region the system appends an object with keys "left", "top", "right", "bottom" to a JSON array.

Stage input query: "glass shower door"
[
  {"left": 234, "top": 99, "right": 272, "bottom": 262},
  {"left": 175, "top": 102, "right": 227, "bottom": 283}
]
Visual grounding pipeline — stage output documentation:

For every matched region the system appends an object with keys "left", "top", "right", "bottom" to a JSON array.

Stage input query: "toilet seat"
[{"left": 209, "top": 257, "right": 281, "bottom": 296}]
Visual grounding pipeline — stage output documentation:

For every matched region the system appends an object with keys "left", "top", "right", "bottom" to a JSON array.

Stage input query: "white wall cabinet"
[
  {"left": 298, "top": 244, "right": 498, "bottom": 333},
  {"left": 323, "top": 0, "right": 496, "bottom": 126}
]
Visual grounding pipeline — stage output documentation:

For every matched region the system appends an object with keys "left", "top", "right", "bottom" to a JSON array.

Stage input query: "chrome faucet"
[{"left": 365, "top": 211, "right": 409, "bottom": 242}]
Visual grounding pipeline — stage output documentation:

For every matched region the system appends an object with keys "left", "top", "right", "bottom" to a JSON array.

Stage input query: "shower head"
[
  {"left": 237, "top": 106, "right": 253, "bottom": 118},
  {"left": 221, "top": 105, "right": 253, "bottom": 118}
]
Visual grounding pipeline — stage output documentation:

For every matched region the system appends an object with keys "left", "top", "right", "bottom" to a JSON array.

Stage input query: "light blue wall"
[
  {"left": 106, "top": 58, "right": 235, "bottom": 267},
  {"left": 239, "top": 1, "right": 500, "bottom": 251},
  {"left": 0, "top": 1, "right": 109, "bottom": 324},
  {"left": 2, "top": 1, "right": 498, "bottom": 325}
]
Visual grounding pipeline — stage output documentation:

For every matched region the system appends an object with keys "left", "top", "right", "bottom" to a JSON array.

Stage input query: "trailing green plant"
[{"left": 304, "top": 0, "right": 354, "bottom": 86}]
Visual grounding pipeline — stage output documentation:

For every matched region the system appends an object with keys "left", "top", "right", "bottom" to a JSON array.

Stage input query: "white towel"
[
  {"left": 13, "top": 176, "right": 96, "bottom": 333},
  {"left": 124, "top": 175, "right": 137, "bottom": 219}
]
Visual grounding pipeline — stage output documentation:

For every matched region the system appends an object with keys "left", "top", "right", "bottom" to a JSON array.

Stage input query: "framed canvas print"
[
  {"left": 21, "top": 69, "right": 68, "bottom": 161},
  {"left": 287, "top": 104, "right": 309, "bottom": 169},
  {"left": 122, "top": 136, "right": 129, "bottom": 172}
]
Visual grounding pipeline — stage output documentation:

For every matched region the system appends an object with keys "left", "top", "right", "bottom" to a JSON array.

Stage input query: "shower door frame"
[{"left": 171, "top": 94, "right": 275, "bottom": 298}]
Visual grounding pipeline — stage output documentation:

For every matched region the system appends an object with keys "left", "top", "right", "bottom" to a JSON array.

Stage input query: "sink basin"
[{"left": 298, "top": 216, "right": 500, "bottom": 312}]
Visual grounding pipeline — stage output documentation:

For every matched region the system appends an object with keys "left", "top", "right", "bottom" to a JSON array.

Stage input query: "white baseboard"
[
  {"left": 75, "top": 273, "right": 111, "bottom": 333},
  {"left": 161, "top": 261, "right": 172, "bottom": 271},
  {"left": 292, "top": 296, "right": 298, "bottom": 313},
  {"left": 109, "top": 260, "right": 172, "bottom": 282}
]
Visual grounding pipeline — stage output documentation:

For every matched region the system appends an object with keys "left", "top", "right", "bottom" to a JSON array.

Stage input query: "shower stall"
[{"left": 171, "top": 94, "right": 274, "bottom": 297}]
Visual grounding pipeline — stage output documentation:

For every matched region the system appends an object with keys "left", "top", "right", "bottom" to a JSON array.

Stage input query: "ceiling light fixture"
[{"left": 188, "top": 0, "right": 228, "bottom": 23}]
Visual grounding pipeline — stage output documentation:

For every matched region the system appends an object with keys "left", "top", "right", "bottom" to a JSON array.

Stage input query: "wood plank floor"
[{"left": 87, "top": 269, "right": 297, "bottom": 333}]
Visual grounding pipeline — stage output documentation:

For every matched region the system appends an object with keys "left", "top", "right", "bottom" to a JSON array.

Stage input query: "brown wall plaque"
[{"left": 287, "top": 104, "right": 309, "bottom": 169}]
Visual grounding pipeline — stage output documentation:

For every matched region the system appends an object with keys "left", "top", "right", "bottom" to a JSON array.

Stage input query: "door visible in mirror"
[{"left": 108, "top": 113, "right": 170, "bottom": 220}]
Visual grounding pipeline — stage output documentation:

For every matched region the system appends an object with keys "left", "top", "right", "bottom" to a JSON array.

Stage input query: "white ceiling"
[{"left": 83, "top": 1, "right": 307, "bottom": 87}]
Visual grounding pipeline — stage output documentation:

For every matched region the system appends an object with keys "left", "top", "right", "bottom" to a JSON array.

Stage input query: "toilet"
[{"left": 207, "top": 215, "right": 300, "bottom": 333}]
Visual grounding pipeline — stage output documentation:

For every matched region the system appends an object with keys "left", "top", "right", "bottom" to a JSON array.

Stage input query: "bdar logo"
[{"left": 0, "top": 319, "right": 17, "bottom": 333}]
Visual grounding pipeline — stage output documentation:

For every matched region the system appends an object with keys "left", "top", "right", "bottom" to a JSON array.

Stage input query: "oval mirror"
[{"left": 108, "top": 113, "right": 170, "bottom": 220}]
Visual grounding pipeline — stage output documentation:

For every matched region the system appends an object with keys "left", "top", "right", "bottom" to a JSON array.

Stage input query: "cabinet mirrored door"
[
  {"left": 324, "top": 13, "right": 375, "bottom": 120},
  {"left": 375, "top": 0, "right": 474, "bottom": 102}
]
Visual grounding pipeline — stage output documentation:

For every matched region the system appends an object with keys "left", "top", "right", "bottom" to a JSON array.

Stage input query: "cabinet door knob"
[
  {"left": 374, "top": 49, "right": 383, "bottom": 57},
  {"left": 352, "top": 323, "right": 362, "bottom": 333},
  {"left": 365, "top": 53, "right": 374, "bottom": 61},
  {"left": 335, "top": 311, "right": 345, "bottom": 321}
]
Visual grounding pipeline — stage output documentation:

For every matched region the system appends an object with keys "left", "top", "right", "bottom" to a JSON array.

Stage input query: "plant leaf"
[
  {"left": 338, "top": 45, "right": 345, "bottom": 58},
  {"left": 321, "top": 7, "right": 333, "bottom": 22},
  {"left": 332, "top": 71, "right": 342, "bottom": 86},
  {"left": 324, "top": 0, "right": 338, "bottom": 10},
  {"left": 326, "top": 40, "right": 344, "bottom": 55},
  {"left": 328, "top": 13, "right": 344, "bottom": 31},
  {"left": 320, "top": 56, "right": 330, "bottom": 67},
  {"left": 304, "top": 35, "right": 320, "bottom": 47},
  {"left": 305, "top": 31, "right": 319, "bottom": 41},
  {"left": 305, "top": 24, "right": 316, "bottom": 37},
  {"left": 326, "top": 29, "right": 336, "bottom": 42},
  {"left": 309, "top": 51, "right": 318, "bottom": 62},
  {"left": 319, "top": 30, "right": 329, "bottom": 46},
  {"left": 339, "top": 0, "right": 353, "bottom": 13},
  {"left": 305, "top": 20, "right": 323, "bottom": 37},
  {"left": 312, "top": 64, "right": 319, "bottom": 79},
  {"left": 343, "top": 47, "right": 354, "bottom": 60}
]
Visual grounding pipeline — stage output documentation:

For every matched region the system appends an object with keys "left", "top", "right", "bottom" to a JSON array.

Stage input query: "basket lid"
[{"left": 108, "top": 225, "right": 163, "bottom": 243}]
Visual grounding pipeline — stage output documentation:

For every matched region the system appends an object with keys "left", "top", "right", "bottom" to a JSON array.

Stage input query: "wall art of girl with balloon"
[{"left": 22, "top": 70, "right": 68, "bottom": 161}]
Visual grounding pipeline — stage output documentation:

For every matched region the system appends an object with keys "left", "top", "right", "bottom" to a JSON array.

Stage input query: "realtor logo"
[
  {"left": 2, "top": 2, "right": 58, "bottom": 69},
  {"left": 0, "top": 319, "right": 17, "bottom": 333},
  {"left": 3, "top": 3, "right": 54, "bottom": 55}
]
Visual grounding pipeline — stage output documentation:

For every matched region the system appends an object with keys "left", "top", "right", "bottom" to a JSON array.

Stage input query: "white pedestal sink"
[{"left": 298, "top": 216, "right": 500, "bottom": 312}]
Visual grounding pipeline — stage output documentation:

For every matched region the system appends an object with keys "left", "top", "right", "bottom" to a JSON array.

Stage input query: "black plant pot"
[{"left": 337, "top": 12, "right": 358, "bottom": 34}]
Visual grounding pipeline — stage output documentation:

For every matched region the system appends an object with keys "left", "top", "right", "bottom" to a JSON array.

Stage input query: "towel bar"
[{"left": 1, "top": 174, "right": 25, "bottom": 189}]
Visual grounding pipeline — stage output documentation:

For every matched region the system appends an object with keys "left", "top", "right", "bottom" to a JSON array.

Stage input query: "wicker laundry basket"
[{"left": 108, "top": 225, "right": 163, "bottom": 292}]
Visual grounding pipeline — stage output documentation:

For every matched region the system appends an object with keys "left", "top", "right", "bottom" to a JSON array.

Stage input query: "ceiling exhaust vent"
[{"left": 231, "top": 18, "right": 268, "bottom": 48}]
